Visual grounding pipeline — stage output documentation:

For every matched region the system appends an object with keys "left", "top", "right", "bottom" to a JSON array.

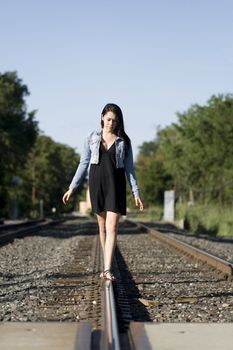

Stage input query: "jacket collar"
[{"left": 95, "top": 129, "right": 124, "bottom": 141}]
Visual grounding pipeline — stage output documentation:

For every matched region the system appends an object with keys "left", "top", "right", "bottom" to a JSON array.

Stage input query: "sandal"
[
  {"left": 99, "top": 271, "right": 104, "bottom": 278},
  {"left": 103, "top": 269, "right": 116, "bottom": 281}
]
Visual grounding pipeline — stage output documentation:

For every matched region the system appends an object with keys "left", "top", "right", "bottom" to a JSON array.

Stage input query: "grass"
[
  {"left": 127, "top": 205, "right": 163, "bottom": 222},
  {"left": 176, "top": 203, "right": 233, "bottom": 237},
  {"left": 129, "top": 203, "right": 233, "bottom": 237}
]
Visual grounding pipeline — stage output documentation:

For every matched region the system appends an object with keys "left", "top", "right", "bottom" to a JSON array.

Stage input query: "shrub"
[{"left": 176, "top": 203, "right": 233, "bottom": 236}]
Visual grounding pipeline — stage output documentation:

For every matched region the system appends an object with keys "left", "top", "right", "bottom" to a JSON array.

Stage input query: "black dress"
[{"left": 89, "top": 142, "right": 126, "bottom": 215}]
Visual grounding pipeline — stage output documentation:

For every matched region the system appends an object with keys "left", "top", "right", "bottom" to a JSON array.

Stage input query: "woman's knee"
[{"left": 106, "top": 224, "right": 117, "bottom": 235}]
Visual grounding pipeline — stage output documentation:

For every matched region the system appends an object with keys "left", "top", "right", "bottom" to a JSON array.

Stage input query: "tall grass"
[
  {"left": 127, "top": 206, "right": 163, "bottom": 221},
  {"left": 128, "top": 203, "right": 233, "bottom": 237},
  {"left": 176, "top": 203, "right": 233, "bottom": 236}
]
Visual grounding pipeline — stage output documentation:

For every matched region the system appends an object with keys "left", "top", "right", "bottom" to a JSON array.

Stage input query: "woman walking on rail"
[{"left": 62, "top": 103, "right": 143, "bottom": 281}]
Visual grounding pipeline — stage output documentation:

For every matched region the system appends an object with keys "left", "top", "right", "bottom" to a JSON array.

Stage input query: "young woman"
[{"left": 62, "top": 103, "right": 143, "bottom": 281}]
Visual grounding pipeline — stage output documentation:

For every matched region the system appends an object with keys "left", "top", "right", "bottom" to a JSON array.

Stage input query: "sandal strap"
[
  {"left": 103, "top": 269, "right": 112, "bottom": 276},
  {"left": 103, "top": 269, "right": 116, "bottom": 280}
]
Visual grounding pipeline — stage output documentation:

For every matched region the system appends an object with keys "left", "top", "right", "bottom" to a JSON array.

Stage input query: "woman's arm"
[
  {"left": 124, "top": 143, "right": 143, "bottom": 211},
  {"left": 62, "top": 135, "right": 91, "bottom": 205},
  {"left": 68, "top": 135, "right": 91, "bottom": 192}
]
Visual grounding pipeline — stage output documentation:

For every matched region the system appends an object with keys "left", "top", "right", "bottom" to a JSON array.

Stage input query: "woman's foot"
[
  {"left": 99, "top": 271, "right": 104, "bottom": 278},
  {"left": 103, "top": 269, "right": 116, "bottom": 281}
]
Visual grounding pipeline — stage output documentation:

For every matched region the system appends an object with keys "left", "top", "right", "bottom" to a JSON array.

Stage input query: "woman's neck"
[{"left": 102, "top": 128, "right": 116, "bottom": 137}]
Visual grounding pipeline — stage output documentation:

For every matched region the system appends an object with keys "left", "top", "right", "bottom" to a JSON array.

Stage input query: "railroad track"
[
  {"left": 91, "top": 219, "right": 233, "bottom": 348},
  {"left": 130, "top": 220, "right": 233, "bottom": 278},
  {"left": 0, "top": 218, "right": 65, "bottom": 245},
  {"left": 115, "top": 221, "right": 233, "bottom": 323},
  {"left": 0, "top": 218, "right": 232, "bottom": 349}
]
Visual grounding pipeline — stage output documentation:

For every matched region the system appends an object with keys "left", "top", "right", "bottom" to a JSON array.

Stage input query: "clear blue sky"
[{"left": 1, "top": 0, "right": 232, "bottom": 157}]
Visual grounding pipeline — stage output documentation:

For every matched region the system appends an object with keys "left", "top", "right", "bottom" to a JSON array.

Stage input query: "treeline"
[
  {"left": 1, "top": 71, "right": 232, "bottom": 221},
  {"left": 0, "top": 71, "right": 81, "bottom": 219},
  {"left": 136, "top": 94, "right": 233, "bottom": 207}
]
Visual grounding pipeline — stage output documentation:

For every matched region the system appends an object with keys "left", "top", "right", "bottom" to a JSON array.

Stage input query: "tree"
[
  {"left": 19, "top": 135, "right": 82, "bottom": 217},
  {"left": 136, "top": 140, "right": 173, "bottom": 206},
  {"left": 0, "top": 71, "right": 38, "bottom": 217},
  {"left": 137, "top": 93, "right": 233, "bottom": 206},
  {"left": 157, "top": 125, "right": 187, "bottom": 200},
  {"left": 176, "top": 94, "right": 233, "bottom": 204}
]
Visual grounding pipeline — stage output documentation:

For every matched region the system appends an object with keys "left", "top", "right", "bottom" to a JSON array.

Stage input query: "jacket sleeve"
[
  {"left": 124, "top": 143, "right": 140, "bottom": 198},
  {"left": 69, "top": 135, "right": 91, "bottom": 192}
]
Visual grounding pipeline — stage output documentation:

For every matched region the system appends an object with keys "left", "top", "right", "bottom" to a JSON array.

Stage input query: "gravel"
[
  {"left": 0, "top": 221, "right": 98, "bottom": 322},
  {"left": 140, "top": 221, "right": 233, "bottom": 263},
  {"left": 116, "top": 228, "right": 233, "bottom": 323}
]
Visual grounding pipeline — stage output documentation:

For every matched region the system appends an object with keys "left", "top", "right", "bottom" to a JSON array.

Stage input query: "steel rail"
[
  {"left": 102, "top": 280, "right": 121, "bottom": 350},
  {"left": 0, "top": 219, "right": 44, "bottom": 231},
  {"left": 0, "top": 219, "right": 65, "bottom": 244},
  {"left": 128, "top": 220, "right": 233, "bottom": 277}
]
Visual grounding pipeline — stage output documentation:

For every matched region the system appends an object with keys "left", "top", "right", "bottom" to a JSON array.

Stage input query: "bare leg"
[
  {"left": 96, "top": 211, "right": 106, "bottom": 255},
  {"left": 104, "top": 211, "right": 120, "bottom": 275}
]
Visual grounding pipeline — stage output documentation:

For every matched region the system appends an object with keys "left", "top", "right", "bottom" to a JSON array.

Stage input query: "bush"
[
  {"left": 147, "top": 206, "right": 164, "bottom": 221},
  {"left": 176, "top": 203, "right": 233, "bottom": 236},
  {"left": 129, "top": 206, "right": 163, "bottom": 221}
]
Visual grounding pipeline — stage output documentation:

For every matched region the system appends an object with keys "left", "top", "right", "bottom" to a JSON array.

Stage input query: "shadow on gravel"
[
  {"left": 113, "top": 245, "right": 152, "bottom": 330},
  {"left": 35, "top": 221, "right": 99, "bottom": 238}
]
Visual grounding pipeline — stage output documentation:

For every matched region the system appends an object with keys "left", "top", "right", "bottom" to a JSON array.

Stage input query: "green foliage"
[
  {"left": 157, "top": 125, "right": 187, "bottom": 197},
  {"left": 136, "top": 140, "right": 173, "bottom": 206},
  {"left": 1, "top": 70, "right": 232, "bottom": 229},
  {"left": 19, "top": 135, "right": 81, "bottom": 217},
  {"left": 174, "top": 95, "right": 233, "bottom": 203},
  {"left": 0, "top": 71, "right": 39, "bottom": 216},
  {"left": 136, "top": 93, "right": 233, "bottom": 207},
  {"left": 0, "top": 72, "right": 38, "bottom": 172},
  {"left": 127, "top": 205, "right": 163, "bottom": 221},
  {"left": 136, "top": 93, "right": 233, "bottom": 235},
  {"left": 176, "top": 203, "right": 233, "bottom": 237},
  {"left": 146, "top": 206, "right": 163, "bottom": 221},
  {"left": 0, "top": 70, "right": 83, "bottom": 219}
]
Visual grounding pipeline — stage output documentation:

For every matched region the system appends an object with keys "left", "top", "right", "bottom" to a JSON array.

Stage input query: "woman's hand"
[
  {"left": 135, "top": 196, "right": 144, "bottom": 211},
  {"left": 62, "top": 189, "right": 73, "bottom": 205}
]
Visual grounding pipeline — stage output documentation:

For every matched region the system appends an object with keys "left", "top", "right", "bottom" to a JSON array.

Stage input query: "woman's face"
[{"left": 102, "top": 111, "right": 118, "bottom": 132}]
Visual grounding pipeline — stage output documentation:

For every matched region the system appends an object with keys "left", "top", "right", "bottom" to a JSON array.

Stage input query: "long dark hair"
[{"left": 101, "top": 103, "right": 131, "bottom": 149}]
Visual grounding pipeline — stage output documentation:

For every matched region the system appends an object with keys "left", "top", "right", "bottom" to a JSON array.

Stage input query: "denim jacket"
[{"left": 69, "top": 130, "right": 140, "bottom": 197}]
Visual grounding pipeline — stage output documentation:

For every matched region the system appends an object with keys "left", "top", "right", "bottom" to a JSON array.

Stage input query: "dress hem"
[{"left": 92, "top": 208, "right": 126, "bottom": 216}]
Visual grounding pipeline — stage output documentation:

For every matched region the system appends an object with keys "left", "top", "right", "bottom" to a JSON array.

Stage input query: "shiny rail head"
[{"left": 103, "top": 279, "right": 121, "bottom": 350}]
